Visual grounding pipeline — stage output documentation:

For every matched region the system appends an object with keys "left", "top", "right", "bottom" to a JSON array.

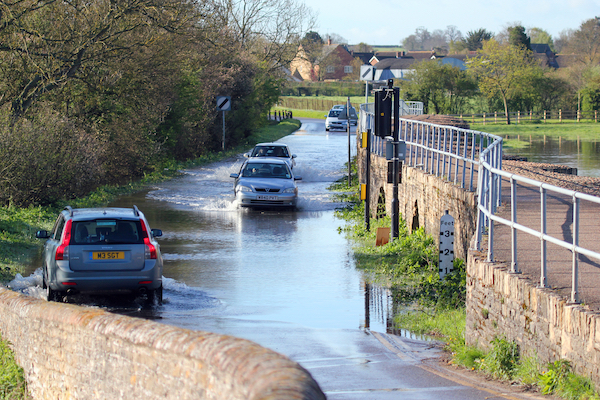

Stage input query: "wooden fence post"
[
  {"left": 559, "top": 109, "right": 562, "bottom": 123},
  {"left": 483, "top": 112, "right": 486, "bottom": 125}
]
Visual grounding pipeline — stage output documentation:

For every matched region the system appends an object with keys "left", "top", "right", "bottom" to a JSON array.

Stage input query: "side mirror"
[
  {"left": 36, "top": 230, "right": 50, "bottom": 239},
  {"left": 292, "top": 154, "right": 297, "bottom": 159},
  {"left": 151, "top": 229, "right": 163, "bottom": 238},
  {"left": 230, "top": 173, "right": 239, "bottom": 178},
  {"left": 243, "top": 153, "right": 250, "bottom": 158},
  {"left": 294, "top": 176, "right": 302, "bottom": 181}
]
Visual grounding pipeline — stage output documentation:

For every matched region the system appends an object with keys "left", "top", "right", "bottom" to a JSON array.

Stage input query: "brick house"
[{"left": 289, "top": 41, "right": 361, "bottom": 81}]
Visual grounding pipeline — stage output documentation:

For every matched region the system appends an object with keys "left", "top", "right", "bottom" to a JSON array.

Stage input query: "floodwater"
[
  {"left": 14, "top": 119, "right": 400, "bottom": 336},
  {"left": 502, "top": 134, "right": 600, "bottom": 177}
]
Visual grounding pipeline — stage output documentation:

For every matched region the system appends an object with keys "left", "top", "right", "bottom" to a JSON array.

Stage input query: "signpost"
[
  {"left": 216, "top": 96, "right": 231, "bottom": 150},
  {"left": 360, "top": 65, "right": 376, "bottom": 106},
  {"left": 439, "top": 210, "right": 455, "bottom": 279}
]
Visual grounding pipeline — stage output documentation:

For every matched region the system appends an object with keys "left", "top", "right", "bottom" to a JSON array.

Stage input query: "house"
[
  {"left": 372, "top": 51, "right": 470, "bottom": 80},
  {"left": 289, "top": 41, "right": 362, "bottom": 82}
]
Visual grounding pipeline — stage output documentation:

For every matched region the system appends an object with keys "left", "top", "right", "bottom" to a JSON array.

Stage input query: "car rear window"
[
  {"left": 251, "top": 146, "right": 289, "bottom": 158},
  {"left": 71, "top": 220, "right": 144, "bottom": 245}
]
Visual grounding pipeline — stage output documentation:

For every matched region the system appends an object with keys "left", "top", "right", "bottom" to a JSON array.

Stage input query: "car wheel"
[
  {"left": 45, "top": 280, "right": 59, "bottom": 302},
  {"left": 148, "top": 284, "right": 163, "bottom": 305}
]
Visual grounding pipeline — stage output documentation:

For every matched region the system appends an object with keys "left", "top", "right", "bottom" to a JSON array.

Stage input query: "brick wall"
[{"left": 0, "top": 287, "right": 325, "bottom": 400}]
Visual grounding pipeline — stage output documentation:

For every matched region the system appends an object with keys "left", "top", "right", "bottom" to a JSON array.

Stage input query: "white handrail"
[{"left": 360, "top": 103, "right": 600, "bottom": 304}]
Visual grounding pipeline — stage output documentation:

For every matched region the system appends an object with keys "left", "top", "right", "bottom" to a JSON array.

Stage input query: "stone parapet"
[
  {"left": 466, "top": 248, "right": 600, "bottom": 386},
  {"left": 0, "top": 287, "right": 325, "bottom": 400}
]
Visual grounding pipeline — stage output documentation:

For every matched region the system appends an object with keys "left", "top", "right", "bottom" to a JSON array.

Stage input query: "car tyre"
[
  {"left": 45, "top": 280, "right": 59, "bottom": 302},
  {"left": 42, "top": 267, "right": 59, "bottom": 302},
  {"left": 148, "top": 284, "right": 163, "bottom": 306}
]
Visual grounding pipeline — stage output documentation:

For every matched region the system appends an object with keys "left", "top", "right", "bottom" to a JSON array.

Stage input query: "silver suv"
[{"left": 36, "top": 206, "right": 163, "bottom": 304}]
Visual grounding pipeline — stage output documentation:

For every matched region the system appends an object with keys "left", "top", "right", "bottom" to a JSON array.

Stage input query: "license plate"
[
  {"left": 92, "top": 251, "right": 125, "bottom": 260},
  {"left": 256, "top": 195, "right": 278, "bottom": 201}
]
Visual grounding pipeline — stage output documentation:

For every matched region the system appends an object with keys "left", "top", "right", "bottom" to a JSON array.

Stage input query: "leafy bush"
[{"left": 0, "top": 108, "right": 101, "bottom": 206}]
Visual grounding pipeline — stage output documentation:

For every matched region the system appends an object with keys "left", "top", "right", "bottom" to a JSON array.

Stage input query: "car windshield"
[
  {"left": 71, "top": 219, "right": 144, "bottom": 245},
  {"left": 251, "top": 145, "right": 289, "bottom": 158},
  {"left": 328, "top": 110, "right": 341, "bottom": 117},
  {"left": 241, "top": 163, "right": 291, "bottom": 179}
]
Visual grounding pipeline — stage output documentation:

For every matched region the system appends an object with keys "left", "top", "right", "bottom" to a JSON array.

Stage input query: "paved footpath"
[{"left": 485, "top": 174, "right": 600, "bottom": 311}]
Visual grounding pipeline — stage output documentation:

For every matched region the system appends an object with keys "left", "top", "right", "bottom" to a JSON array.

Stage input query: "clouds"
[{"left": 303, "top": 0, "right": 599, "bottom": 45}]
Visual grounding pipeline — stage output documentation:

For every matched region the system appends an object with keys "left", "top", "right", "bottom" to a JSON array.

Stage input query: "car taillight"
[
  {"left": 140, "top": 220, "right": 157, "bottom": 260},
  {"left": 55, "top": 220, "right": 72, "bottom": 261}
]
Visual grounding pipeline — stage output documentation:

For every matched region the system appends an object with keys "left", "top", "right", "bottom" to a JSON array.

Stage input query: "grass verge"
[
  {"left": 472, "top": 121, "right": 600, "bottom": 141},
  {"left": 272, "top": 107, "right": 326, "bottom": 119},
  {"left": 0, "top": 334, "right": 26, "bottom": 399}
]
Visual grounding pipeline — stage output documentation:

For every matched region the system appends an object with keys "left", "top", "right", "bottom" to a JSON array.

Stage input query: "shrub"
[{"left": 0, "top": 108, "right": 101, "bottom": 206}]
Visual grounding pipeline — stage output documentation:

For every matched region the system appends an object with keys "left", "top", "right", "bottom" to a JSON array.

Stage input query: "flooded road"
[{"left": 13, "top": 119, "right": 529, "bottom": 399}]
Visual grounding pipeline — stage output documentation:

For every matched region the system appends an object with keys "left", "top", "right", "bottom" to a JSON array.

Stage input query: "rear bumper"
[{"left": 48, "top": 260, "right": 162, "bottom": 293}]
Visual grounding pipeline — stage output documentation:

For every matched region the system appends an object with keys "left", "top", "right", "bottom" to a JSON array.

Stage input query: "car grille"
[{"left": 255, "top": 188, "right": 280, "bottom": 193}]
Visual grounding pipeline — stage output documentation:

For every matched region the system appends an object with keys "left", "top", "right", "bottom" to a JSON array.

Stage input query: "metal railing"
[{"left": 360, "top": 104, "right": 600, "bottom": 304}]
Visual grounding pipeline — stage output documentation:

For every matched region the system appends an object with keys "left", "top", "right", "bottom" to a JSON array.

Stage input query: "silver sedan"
[{"left": 230, "top": 158, "right": 301, "bottom": 208}]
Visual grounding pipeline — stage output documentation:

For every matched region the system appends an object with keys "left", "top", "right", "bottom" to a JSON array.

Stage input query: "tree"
[
  {"left": 463, "top": 29, "right": 493, "bottom": 51},
  {"left": 528, "top": 27, "right": 555, "bottom": 50},
  {"left": 0, "top": 0, "right": 194, "bottom": 121},
  {"left": 300, "top": 30, "right": 324, "bottom": 64},
  {"left": 508, "top": 25, "right": 531, "bottom": 50},
  {"left": 554, "top": 29, "right": 574, "bottom": 53},
  {"left": 324, "top": 33, "right": 347, "bottom": 44},
  {"left": 403, "top": 60, "right": 476, "bottom": 114},
  {"left": 356, "top": 42, "right": 373, "bottom": 52},
  {"left": 468, "top": 39, "right": 540, "bottom": 124},
  {"left": 214, "top": 0, "right": 316, "bottom": 68},
  {"left": 558, "top": 18, "right": 600, "bottom": 113},
  {"left": 567, "top": 17, "right": 600, "bottom": 66}
]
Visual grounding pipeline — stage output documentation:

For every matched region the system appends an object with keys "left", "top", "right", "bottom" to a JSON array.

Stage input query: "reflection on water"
[{"left": 503, "top": 134, "right": 600, "bottom": 177}]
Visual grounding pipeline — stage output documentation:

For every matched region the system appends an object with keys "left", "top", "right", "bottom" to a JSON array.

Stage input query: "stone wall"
[
  {"left": 0, "top": 287, "right": 325, "bottom": 400},
  {"left": 359, "top": 140, "right": 600, "bottom": 387},
  {"left": 357, "top": 147, "right": 478, "bottom": 260},
  {"left": 466, "top": 248, "right": 600, "bottom": 386}
]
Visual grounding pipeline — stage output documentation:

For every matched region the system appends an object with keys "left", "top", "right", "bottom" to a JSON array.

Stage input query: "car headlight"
[
  {"left": 237, "top": 185, "right": 252, "bottom": 193},
  {"left": 283, "top": 187, "right": 296, "bottom": 194}
]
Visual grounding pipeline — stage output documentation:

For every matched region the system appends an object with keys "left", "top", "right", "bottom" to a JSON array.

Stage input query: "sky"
[{"left": 302, "top": 0, "right": 599, "bottom": 46}]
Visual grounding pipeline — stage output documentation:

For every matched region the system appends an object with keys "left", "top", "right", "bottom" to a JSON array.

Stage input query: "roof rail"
[
  {"left": 64, "top": 206, "right": 74, "bottom": 217},
  {"left": 133, "top": 205, "right": 140, "bottom": 217}
]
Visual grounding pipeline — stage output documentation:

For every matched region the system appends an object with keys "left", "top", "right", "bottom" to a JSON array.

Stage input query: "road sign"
[
  {"left": 439, "top": 210, "right": 455, "bottom": 279},
  {"left": 360, "top": 65, "right": 376, "bottom": 81},
  {"left": 216, "top": 96, "right": 231, "bottom": 111}
]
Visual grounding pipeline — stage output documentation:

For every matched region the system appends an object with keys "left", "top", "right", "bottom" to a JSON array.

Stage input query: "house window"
[
  {"left": 344, "top": 65, "right": 353, "bottom": 73},
  {"left": 326, "top": 66, "right": 335, "bottom": 73}
]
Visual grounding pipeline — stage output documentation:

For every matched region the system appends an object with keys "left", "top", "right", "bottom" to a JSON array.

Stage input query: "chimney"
[{"left": 327, "top": 37, "right": 331, "bottom": 45}]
